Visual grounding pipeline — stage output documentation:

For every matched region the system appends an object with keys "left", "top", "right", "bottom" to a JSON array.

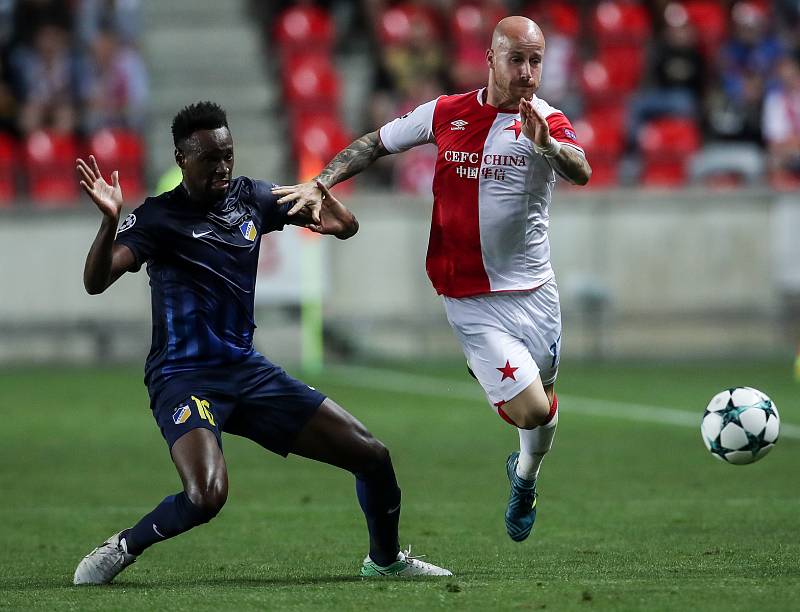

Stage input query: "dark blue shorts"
[{"left": 147, "top": 353, "right": 326, "bottom": 456}]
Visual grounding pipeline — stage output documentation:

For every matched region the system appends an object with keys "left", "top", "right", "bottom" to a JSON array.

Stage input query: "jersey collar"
[{"left": 477, "top": 87, "right": 528, "bottom": 114}]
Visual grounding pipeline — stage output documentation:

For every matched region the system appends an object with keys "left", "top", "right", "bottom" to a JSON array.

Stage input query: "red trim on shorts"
[
  {"left": 543, "top": 393, "right": 558, "bottom": 426},
  {"left": 494, "top": 400, "right": 518, "bottom": 426}
]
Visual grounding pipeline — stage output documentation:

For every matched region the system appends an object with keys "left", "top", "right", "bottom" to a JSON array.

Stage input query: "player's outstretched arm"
[
  {"left": 519, "top": 98, "right": 592, "bottom": 186},
  {"left": 271, "top": 130, "right": 390, "bottom": 223},
  {"left": 77, "top": 155, "right": 136, "bottom": 294},
  {"left": 290, "top": 181, "right": 359, "bottom": 240}
]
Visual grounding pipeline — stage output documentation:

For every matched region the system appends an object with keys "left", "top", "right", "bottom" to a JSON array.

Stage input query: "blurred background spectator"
[
  {"left": 11, "top": 22, "right": 82, "bottom": 134},
  {"left": 763, "top": 54, "right": 800, "bottom": 187},
  {"left": 0, "top": 0, "right": 146, "bottom": 206},
  {"left": 82, "top": 27, "right": 147, "bottom": 133}
]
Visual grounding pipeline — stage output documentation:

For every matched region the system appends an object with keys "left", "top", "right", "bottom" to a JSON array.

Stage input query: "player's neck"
[
  {"left": 180, "top": 182, "right": 223, "bottom": 208},
  {"left": 484, "top": 86, "right": 522, "bottom": 112}
]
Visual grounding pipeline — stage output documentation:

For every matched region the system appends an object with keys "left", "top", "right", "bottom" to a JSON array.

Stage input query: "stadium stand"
[
  {"left": 256, "top": 0, "right": 800, "bottom": 192},
  {"left": 0, "top": 133, "right": 15, "bottom": 205},
  {"left": 23, "top": 129, "right": 79, "bottom": 206},
  {"left": 1, "top": 0, "right": 799, "bottom": 202}
]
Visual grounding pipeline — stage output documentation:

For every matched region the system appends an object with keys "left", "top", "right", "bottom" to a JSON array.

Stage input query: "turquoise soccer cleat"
[{"left": 505, "top": 451, "right": 537, "bottom": 542}]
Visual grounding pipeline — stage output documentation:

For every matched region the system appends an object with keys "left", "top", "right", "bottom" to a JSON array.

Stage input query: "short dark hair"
[{"left": 171, "top": 101, "right": 229, "bottom": 148}]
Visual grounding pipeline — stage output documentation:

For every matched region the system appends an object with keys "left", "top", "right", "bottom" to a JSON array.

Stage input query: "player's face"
[
  {"left": 177, "top": 127, "right": 234, "bottom": 204},
  {"left": 488, "top": 36, "right": 544, "bottom": 105}
]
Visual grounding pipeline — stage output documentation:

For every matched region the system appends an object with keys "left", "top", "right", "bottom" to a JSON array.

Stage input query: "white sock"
[{"left": 516, "top": 408, "right": 558, "bottom": 481}]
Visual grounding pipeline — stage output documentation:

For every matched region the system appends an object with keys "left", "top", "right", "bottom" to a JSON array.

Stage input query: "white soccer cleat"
[
  {"left": 360, "top": 547, "right": 452, "bottom": 577},
  {"left": 73, "top": 531, "right": 137, "bottom": 585}
]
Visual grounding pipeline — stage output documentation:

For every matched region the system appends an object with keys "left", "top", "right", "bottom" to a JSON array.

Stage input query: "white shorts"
[{"left": 443, "top": 279, "right": 562, "bottom": 409}]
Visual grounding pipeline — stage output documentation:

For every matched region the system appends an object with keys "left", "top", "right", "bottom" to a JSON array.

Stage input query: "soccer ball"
[{"left": 700, "top": 387, "right": 780, "bottom": 465}]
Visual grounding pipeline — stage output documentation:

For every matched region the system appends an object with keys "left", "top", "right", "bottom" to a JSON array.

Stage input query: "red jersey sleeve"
[{"left": 546, "top": 112, "right": 583, "bottom": 153}]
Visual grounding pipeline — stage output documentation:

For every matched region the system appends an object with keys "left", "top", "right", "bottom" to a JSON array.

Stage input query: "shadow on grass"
[{"left": 3, "top": 573, "right": 463, "bottom": 591}]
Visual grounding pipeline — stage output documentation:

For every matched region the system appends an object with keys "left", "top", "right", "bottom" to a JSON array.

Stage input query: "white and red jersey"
[{"left": 379, "top": 88, "right": 584, "bottom": 298}]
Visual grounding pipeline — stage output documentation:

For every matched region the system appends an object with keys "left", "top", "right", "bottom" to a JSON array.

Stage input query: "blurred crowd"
[
  {"left": 0, "top": 0, "right": 146, "bottom": 137},
  {"left": 264, "top": 0, "right": 800, "bottom": 192},
  {"left": 0, "top": 0, "right": 147, "bottom": 205}
]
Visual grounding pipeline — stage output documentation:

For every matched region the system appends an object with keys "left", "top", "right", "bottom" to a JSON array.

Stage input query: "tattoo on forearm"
[
  {"left": 549, "top": 146, "right": 591, "bottom": 185},
  {"left": 317, "top": 131, "right": 387, "bottom": 187}
]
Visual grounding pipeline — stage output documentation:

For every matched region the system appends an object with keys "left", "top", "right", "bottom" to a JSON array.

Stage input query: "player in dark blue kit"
[{"left": 72, "top": 102, "right": 451, "bottom": 584}]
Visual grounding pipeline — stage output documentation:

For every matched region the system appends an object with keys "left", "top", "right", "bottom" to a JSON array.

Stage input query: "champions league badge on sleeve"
[
  {"left": 117, "top": 213, "right": 136, "bottom": 233},
  {"left": 239, "top": 219, "right": 257, "bottom": 241}
]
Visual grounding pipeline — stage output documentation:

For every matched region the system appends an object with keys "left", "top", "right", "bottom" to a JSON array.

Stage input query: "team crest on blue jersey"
[
  {"left": 172, "top": 404, "right": 191, "bottom": 425},
  {"left": 239, "top": 219, "right": 257, "bottom": 241}
]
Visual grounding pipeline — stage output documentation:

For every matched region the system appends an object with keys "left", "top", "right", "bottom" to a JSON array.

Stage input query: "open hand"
[
  {"left": 271, "top": 180, "right": 323, "bottom": 224},
  {"left": 519, "top": 97, "right": 550, "bottom": 148},
  {"left": 76, "top": 155, "right": 123, "bottom": 220},
  {"left": 304, "top": 181, "right": 358, "bottom": 239}
]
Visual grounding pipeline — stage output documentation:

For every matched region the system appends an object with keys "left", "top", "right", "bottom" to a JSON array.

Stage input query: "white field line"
[{"left": 324, "top": 365, "right": 800, "bottom": 441}]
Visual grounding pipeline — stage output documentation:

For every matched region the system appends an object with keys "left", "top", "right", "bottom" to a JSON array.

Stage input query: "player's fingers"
[
  {"left": 76, "top": 158, "right": 96, "bottom": 182},
  {"left": 90, "top": 155, "right": 103, "bottom": 180},
  {"left": 77, "top": 164, "right": 94, "bottom": 186},
  {"left": 312, "top": 206, "right": 321, "bottom": 224},
  {"left": 315, "top": 180, "right": 333, "bottom": 201},
  {"left": 112, "top": 170, "right": 120, "bottom": 188},
  {"left": 79, "top": 181, "right": 93, "bottom": 196},
  {"left": 286, "top": 199, "right": 308, "bottom": 216},
  {"left": 528, "top": 102, "right": 546, "bottom": 123},
  {"left": 276, "top": 192, "right": 302, "bottom": 205},
  {"left": 271, "top": 187, "right": 298, "bottom": 196}
]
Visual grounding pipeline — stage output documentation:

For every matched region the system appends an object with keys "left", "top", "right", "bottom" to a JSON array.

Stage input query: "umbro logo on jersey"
[{"left": 450, "top": 119, "right": 468, "bottom": 131}]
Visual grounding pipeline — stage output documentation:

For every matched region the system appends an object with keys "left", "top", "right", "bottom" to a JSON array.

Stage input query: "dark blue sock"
[
  {"left": 122, "top": 492, "right": 215, "bottom": 556},
  {"left": 355, "top": 456, "right": 401, "bottom": 567}
]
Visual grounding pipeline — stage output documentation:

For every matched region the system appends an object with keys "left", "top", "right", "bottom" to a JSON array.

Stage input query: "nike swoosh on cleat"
[
  {"left": 152, "top": 524, "right": 165, "bottom": 538},
  {"left": 192, "top": 230, "right": 212, "bottom": 238},
  {"left": 387, "top": 504, "right": 401, "bottom": 514}
]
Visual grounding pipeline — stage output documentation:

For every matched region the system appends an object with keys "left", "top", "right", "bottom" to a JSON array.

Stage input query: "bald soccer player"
[{"left": 273, "top": 17, "right": 591, "bottom": 543}]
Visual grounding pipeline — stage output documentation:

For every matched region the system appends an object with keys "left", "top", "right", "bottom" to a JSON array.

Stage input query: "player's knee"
[
  {"left": 358, "top": 435, "right": 392, "bottom": 478},
  {"left": 502, "top": 402, "right": 551, "bottom": 429},
  {"left": 185, "top": 478, "right": 228, "bottom": 520},
  {"left": 524, "top": 406, "right": 552, "bottom": 429}
]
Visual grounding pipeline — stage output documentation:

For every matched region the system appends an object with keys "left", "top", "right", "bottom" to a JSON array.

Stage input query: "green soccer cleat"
[
  {"left": 360, "top": 547, "right": 452, "bottom": 577},
  {"left": 505, "top": 451, "right": 537, "bottom": 542}
]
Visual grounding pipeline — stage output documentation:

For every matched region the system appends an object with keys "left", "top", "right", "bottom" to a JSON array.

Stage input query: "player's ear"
[
  {"left": 486, "top": 48, "right": 494, "bottom": 69},
  {"left": 174, "top": 147, "right": 185, "bottom": 169}
]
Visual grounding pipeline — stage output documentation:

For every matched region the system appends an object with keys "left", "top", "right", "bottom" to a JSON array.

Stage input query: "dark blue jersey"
[{"left": 115, "top": 176, "right": 291, "bottom": 385}]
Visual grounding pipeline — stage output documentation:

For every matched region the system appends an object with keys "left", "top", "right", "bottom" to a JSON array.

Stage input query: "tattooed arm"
[
  {"left": 519, "top": 97, "right": 592, "bottom": 186},
  {"left": 317, "top": 130, "right": 390, "bottom": 187},
  {"left": 545, "top": 144, "right": 592, "bottom": 186},
  {"left": 271, "top": 130, "right": 392, "bottom": 223}
]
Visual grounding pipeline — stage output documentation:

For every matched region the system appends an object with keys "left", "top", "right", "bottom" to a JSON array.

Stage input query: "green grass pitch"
[{"left": 1, "top": 360, "right": 798, "bottom": 610}]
